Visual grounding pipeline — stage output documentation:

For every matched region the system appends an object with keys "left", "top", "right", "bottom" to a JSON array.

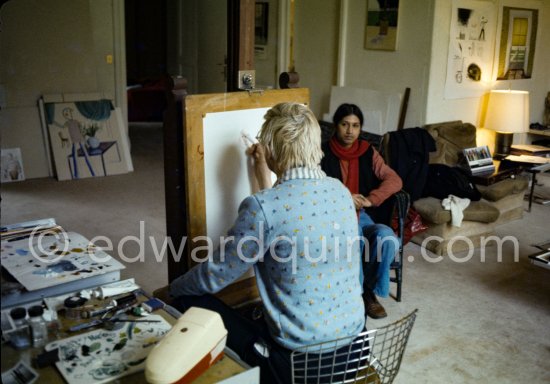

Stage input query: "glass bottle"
[
  {"left": 9, "top": 307, "right": 31, "bottom": 349},
  {"left": 28, "top": 305, "right": 48, "bottom": 348}
]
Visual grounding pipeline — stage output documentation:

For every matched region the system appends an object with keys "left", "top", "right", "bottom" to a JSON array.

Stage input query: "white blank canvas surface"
[
  {"left": 322, "top": 86, "right": 402, "bottom": 135},
  {"left": 203, "top": 108, "right": 276, "bottom": 247}
]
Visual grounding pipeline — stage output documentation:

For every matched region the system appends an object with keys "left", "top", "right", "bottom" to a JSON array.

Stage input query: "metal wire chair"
[
  {"left": 370, "top": 309, "right": 418, "bottom": 383},
  {"left": 291, "top": 309, "right": 418, "bottom": 384}
]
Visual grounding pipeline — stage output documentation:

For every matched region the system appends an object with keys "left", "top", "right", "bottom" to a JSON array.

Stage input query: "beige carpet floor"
[{"left": 2, "top": 124, "right": 549, "bottom": 383}]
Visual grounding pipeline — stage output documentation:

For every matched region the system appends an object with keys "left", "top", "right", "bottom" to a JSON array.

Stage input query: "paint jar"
[
  {"left": 64, "top": 296, "right": 88, "bottom": 319},
  {"left": 28, "top": 305, "right": 48, "bottom": 348},
  {"left": 9, "top": 307, "right": 31, "bottom": 349}
]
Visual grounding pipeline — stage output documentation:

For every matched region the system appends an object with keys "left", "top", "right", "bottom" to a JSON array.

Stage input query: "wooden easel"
[{"left": 165, "top": 87, "right": 309, "bottom": 307}]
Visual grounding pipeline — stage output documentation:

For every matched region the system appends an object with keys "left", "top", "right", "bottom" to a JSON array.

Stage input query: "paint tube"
[{"left": 92, "top": 279, "right": 139, "bottom": 299}]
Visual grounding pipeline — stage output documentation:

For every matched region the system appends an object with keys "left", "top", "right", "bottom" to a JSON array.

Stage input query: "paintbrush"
[{"left": 241, "top": 131, "right": 257, "bottom": 148}]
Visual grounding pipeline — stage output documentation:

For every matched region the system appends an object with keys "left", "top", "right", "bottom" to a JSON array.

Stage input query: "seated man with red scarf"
[{"left": 321, "top": 103, "right": 402, "bottom": 319}]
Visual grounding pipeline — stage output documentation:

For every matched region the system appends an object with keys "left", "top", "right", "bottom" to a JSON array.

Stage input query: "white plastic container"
[{"left": 145, "top": 307, "right": 228, "bottom": 384}]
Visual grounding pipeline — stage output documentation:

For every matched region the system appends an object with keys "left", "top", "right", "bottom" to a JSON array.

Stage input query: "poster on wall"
[
  {"left": 364, "top": 0, "right": 399, "bottom": 51},
  {"left": 444, "top": 0, "right": 496, "bottom": 99},
  {"left": 495, "top": 7, "right": 538, "bottom": 80}
]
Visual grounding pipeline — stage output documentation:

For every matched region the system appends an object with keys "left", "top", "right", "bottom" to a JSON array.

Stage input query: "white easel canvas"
[
  {"left": 323, "top": 86, "right": 401, "bottom": 135},
  {"left": 182, "top": 89, "right": 310, "bottom": 305},
  {"left": 203, "top": 108, "right": 277, "bottom": 244}
]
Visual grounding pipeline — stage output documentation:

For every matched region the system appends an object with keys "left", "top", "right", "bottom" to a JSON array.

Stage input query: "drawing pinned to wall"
[
  {"left": 444, "top": 0, "right": 496, "bottom": 99},
  {"left": 364, "top": 0, "right": 399, "bottom": 51},
  {"left": 43, "top": 99, "right": 133, "bottom": 181},
  {"left": 1, "top": 148, "right": 25, "bottom": 183},
  {"left": 496, "top": 7, "right": 538, "bottom": 80}
]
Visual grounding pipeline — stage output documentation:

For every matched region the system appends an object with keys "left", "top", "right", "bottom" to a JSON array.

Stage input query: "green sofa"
[{"left": 410, "top": 121, "right": 529, "bottom": 256}]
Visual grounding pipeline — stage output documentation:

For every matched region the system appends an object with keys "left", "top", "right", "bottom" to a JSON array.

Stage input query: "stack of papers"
[
  {"left": 1, "top": 219, "right": 125, "bottom": 308},
  {"left": 1, "top": 231, "right": 124, "bottom": 291},
  {"left": 505, "top": 154, "right": 550, "bottom": 164},
  {"left": 510, "top": 144, "right": 550, "bottom": 157}
]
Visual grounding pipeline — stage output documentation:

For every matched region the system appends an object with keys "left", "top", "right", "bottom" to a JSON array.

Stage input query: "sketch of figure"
[
  {"left": 6, "top": 153, "right": 22, "bottom": 180},
  {"left": 53, "top": 107, "right": 95, "bottom": 179},
  {"left": 479, "top": 16, "right": 487, "bottom": 41},
  {"left": 1, "top": 149, "right": 24, "bottom": 182}
]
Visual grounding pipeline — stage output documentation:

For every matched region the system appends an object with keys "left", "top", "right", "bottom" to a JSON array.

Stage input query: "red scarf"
[{"left": 329, "top": 137, "right": 370, "bottom": 194}]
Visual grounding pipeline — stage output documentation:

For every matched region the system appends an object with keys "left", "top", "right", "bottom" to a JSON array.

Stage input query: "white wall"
[
  {"left": 0, "top": 0, "right": 118, "bottom": 178},
  {"left": 341, "top": 0, "right": 435, "bottom": 128},
  {"left": 427, "top": 0, "right": 550, "bottom": 127},
  {"left": 293, "top": 0, "right": 341, "bottom": 118}
]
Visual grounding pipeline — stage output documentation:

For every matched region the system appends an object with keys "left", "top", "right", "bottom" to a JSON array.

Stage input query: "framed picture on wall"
[
  {"left": 364, "top": 0, "right": 400, "bottom": 51},
  {"left": 496, "top": 6, "right": 539, "bottom": 80}
]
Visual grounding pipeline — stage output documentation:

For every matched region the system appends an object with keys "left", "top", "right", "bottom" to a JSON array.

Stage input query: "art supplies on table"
[
  {"left": 90, "top": 278, "right": 140, "bottom": 299},
  {"left": 0, "top": 218, "right": 60, "bottom": 242},
  {"left": 1, "top": 360, "right": 39, "bottom": 384},
  {"left": 141, "top": 298, "right": 165, "bottom": 313},
  {"left": 45, "top": 314, "right": 172, "bottom": 384},
  {"left": 1, "top": 231, "right": 124, "bottom": 309}
]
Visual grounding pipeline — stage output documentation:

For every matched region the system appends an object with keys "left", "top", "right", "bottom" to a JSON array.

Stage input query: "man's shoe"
[{"left": 363, "top": 290, "right": 387, "bottom": 319}]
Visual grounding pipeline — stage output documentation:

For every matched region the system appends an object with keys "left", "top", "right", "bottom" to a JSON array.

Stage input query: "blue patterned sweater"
[{"left": 170, "top": 167, "right": 365, "bottom": 350}]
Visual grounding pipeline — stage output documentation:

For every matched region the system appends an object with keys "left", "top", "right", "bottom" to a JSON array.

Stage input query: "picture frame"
[
  {"left": 364, "top": 0, "right": 400, "bottom": 51},
  {"left": 496, "top": 6, "right": 539, "bottom": 80}
]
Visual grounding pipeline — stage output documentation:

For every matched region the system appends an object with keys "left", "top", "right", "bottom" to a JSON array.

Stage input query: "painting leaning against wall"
[{"left": 43, "top": 99, "right": 133, "bottom": 181}]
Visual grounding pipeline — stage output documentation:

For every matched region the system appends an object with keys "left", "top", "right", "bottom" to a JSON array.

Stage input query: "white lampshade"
[{"left": 484, "top": 90, "right": 529, "bottom": 133}]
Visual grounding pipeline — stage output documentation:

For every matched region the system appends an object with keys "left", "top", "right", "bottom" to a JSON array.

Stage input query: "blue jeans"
[{"left": 358, "top": 210, "right": 399, "bottom": 298}]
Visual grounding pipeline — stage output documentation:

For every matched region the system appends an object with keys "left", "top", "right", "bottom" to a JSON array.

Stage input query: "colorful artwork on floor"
[{"left": 43, "top": 99, "right": 133, "bottom": 181}]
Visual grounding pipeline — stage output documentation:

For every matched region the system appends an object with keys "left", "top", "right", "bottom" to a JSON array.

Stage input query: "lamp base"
[{"left": 493, "top": 132, "right": 514, "bottom": 160}]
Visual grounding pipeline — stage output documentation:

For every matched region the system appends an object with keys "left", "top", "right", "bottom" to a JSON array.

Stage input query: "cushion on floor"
[{"left": 476, "top": 176, "right": 529, "bottom": 201}]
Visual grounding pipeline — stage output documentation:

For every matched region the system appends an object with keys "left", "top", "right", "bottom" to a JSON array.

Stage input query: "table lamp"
[{"left": 483, "top": 90, "right": 529, "bottom": 159}]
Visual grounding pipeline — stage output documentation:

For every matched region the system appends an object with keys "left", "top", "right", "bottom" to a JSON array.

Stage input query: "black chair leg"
[{"left": 395, "top": 263, "right": 402, "bottom": 302}]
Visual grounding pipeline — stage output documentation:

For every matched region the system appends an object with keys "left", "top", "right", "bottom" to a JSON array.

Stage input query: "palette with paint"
[
  {"left": 45, "top": 314, "right": 172, "bottom": 384},
  {"left": 0, "top": 232, "right": 124, "bottom": 291}
]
